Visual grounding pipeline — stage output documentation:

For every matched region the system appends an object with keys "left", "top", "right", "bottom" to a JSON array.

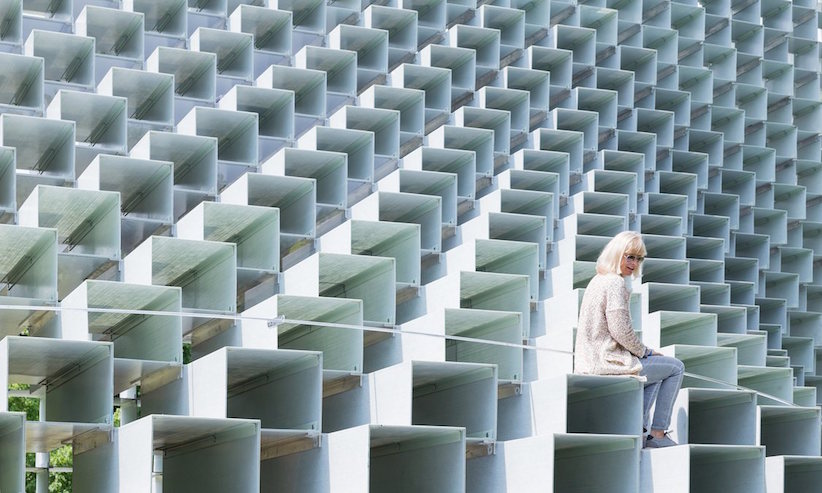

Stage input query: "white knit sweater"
[{"left": 573, "top": 273, "right": 648, "bottom": 376}]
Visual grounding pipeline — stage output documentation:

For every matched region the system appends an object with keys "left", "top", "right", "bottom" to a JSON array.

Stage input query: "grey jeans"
[{"left": 639, "top": 355, "right": 685, "bottom": 431}]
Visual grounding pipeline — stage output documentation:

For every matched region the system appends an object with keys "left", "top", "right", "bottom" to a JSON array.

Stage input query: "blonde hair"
[{"left": 596, "top": 231, "right": 646, "bottom": 278}]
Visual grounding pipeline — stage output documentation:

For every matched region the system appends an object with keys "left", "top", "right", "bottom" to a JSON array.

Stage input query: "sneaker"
[{"left": 644, "top": 432, "right": 678, "bottom": 448}]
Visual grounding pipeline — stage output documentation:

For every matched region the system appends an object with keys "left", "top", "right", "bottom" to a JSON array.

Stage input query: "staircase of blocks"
[{"left": 0, "top": 0, "right": 820, "bottom": 491}]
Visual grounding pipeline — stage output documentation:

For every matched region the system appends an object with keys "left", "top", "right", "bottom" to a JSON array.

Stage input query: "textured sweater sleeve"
[{"left": 604, "top": 278, "right": 648, "bottom": 357}]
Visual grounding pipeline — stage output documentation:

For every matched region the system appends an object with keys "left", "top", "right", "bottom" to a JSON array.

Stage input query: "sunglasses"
[{"left": 624, "top": 254, "right": 645, "bottom": 263}]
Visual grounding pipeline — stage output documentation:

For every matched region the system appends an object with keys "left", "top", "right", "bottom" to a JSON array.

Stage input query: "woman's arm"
[{"left": 604, "top": 279, "right": 648, "bottom": 357}]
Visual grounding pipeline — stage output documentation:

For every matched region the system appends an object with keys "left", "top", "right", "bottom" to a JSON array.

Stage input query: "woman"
[{"left": 573, "top": 231, "right": 684, "bottom": 448}]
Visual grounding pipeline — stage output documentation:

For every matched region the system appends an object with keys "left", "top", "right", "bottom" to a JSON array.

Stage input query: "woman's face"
[{"left": 620, "top": 252, "right": 644, "bottom": 277}]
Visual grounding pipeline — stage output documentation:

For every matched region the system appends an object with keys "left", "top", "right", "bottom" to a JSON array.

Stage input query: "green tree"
[
  {"left": 49, "top": 446, "right": 72, "bottom": 493},
  {"left": 8, "top": 384, "right": 72, "bottom": 493}
]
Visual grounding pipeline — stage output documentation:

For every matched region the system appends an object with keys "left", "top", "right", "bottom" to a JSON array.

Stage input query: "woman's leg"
[
  {"left": 639, "top": 355, "right": 685, "bottom": 431},
  {"left": 642, "top": 381, "right": 660, "bottom": 431}
]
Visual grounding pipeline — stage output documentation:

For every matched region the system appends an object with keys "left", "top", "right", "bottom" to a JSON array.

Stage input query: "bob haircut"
[{"left": 596, "top": 231, "right": 646, "bottom": 278}]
